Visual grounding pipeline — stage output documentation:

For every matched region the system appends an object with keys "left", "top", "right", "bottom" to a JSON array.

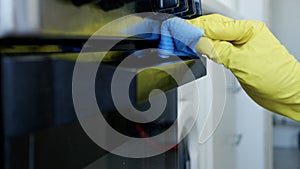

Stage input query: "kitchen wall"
[
  {"left": 271, "top": 0, "right": 300, "bottom": 60},
  {"left": 271, "top": 0, "right": 300, "bottom": 61},
  {"left": 238, "top": 0, "right": 271, "bottom": 24},
  {"left": 270, "top": 0, "right": 300, "bottom": 149}
]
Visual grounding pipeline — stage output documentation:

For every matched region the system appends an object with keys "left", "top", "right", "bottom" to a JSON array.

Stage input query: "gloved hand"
[
  {"left": 186, "top": 14, "right": 300, "bottom": 121},
  {"left": 158, "top": 17, "right": 204, "bottom": 58}
]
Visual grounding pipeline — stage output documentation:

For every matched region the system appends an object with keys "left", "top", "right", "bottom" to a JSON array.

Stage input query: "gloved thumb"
[{"left": 195, "top": 37, "right": 235, "bottom": 67}]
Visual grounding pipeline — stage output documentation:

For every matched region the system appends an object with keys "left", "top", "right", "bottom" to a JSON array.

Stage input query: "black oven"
[{"left": 0, "top": 1, "right": 206, "bottom": 169}]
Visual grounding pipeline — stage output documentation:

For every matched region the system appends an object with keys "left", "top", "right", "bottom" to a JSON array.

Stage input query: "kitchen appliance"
[
  {"left": 1, "top": 45, "right": 206, "bottom": 169},
  {"left": 0, "top": 0, "right": 206, "bottom": 169}
]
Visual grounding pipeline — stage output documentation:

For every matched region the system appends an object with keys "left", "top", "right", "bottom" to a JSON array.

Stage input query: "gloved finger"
[
  {"left": 186, "top": 14, "right": 233, "bottom": 30},
  {"left": 187, "top": 15, "right": 265, "bottom": 45},
  {"left": 195, "top": 37, "right": 235, "bottom": 66},
  {"left": 189, "top": 14, "right": 234, "bottom": 23},
  {"left": 192, "top": 20, "right": 255, "bottom": 44}
]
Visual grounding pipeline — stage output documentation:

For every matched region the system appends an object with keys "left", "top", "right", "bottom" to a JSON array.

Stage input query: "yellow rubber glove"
[{"left": 187, "top": 14, "right": 300, "bottom": 121}]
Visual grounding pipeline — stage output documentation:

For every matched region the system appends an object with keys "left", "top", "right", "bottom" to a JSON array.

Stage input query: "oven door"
[
  {"left": 1, "top": 40, "right": 206, "bottom": 169},
  {"left": 1, "top": 24, "right": 206, "bottom": 169},
  {"left": 0, "top": 1, "right": 209, "bottom": 169}
]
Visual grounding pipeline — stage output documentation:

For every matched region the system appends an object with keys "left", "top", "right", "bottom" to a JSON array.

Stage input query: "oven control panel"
[{"left": 70, "top": 0, "right": 202, "bottom": 19}]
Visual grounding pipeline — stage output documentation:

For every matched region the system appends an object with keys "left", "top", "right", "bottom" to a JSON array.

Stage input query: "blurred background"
[{"left": 1, "top": 0, "right": 300, "bottom": 169}]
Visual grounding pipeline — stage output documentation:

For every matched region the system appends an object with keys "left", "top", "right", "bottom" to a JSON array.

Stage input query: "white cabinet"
[
  {"left": 205, "top": 61, "right": 239, "bottom": 169},
  {"left": 211, "top": 69, "right": 238, "bottom": 169},
  {"left": 180, "top": 59, "right": 239, "bottom": 169},
  {"left": 187, "top": 52, "right": 272, "bottom": 169}
]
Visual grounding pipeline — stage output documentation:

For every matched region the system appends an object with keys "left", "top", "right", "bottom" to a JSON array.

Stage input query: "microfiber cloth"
[{"left": 158, "top": 17, "right": 204, "bottom": 58}]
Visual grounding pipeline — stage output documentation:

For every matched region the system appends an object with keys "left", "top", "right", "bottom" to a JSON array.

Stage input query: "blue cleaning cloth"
[{"left": 158, "top": 17, "right": 204, "bottom": 58}]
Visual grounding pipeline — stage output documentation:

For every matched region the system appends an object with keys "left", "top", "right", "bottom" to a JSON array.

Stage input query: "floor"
[{"left": 274, "top": 148, "right": 300, "bottom": 169}]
